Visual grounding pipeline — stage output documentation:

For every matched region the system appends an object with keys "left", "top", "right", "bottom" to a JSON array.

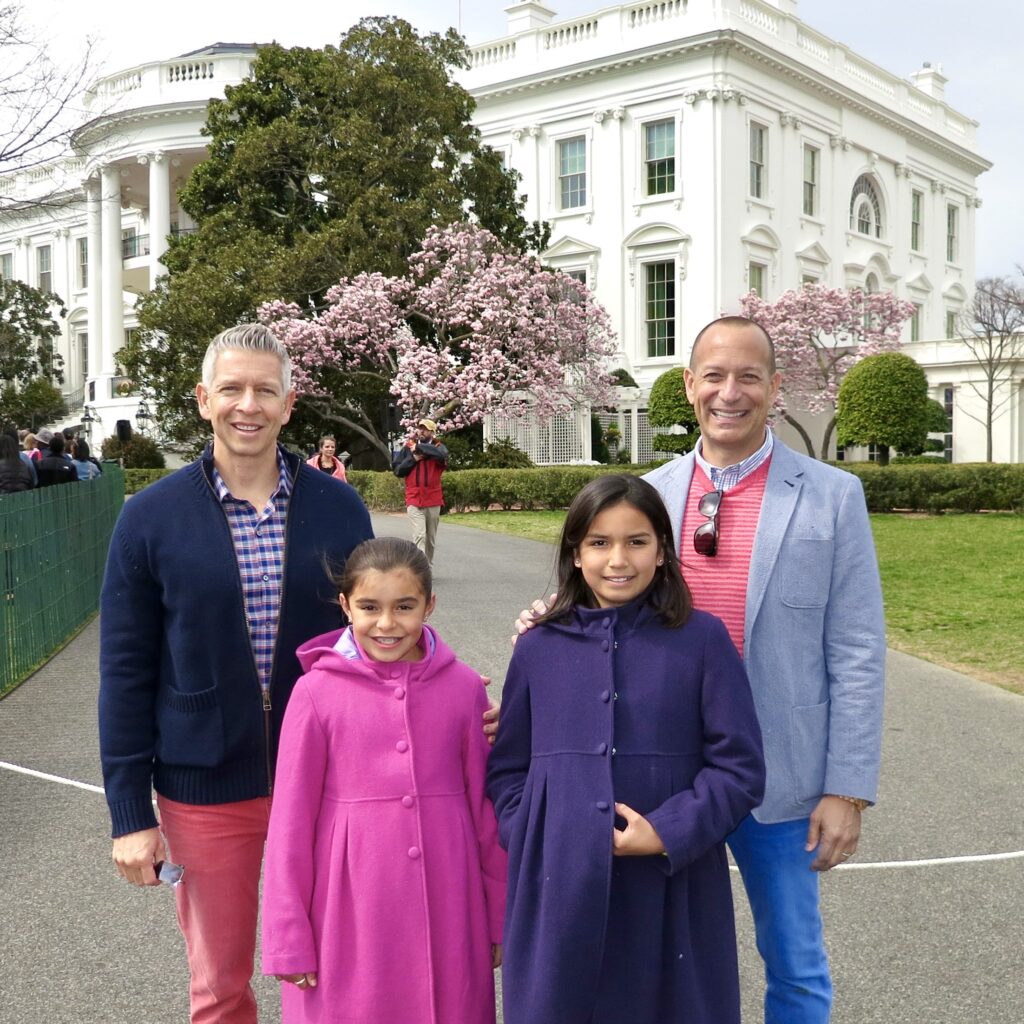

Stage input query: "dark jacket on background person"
[
  {"left": 0, "top": 457, "right": 34, "bottom": 493},
  {"left": 393, "top": 439, "right": 448, "bottom": 507},
  {"left": 36, "top": 435, "right": 78, "bottom": 487},
  {"left": 98, "top": 444, "right": 373, "bottom": 839}
]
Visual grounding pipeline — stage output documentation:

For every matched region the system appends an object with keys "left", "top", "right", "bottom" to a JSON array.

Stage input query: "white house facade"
[
  {"left": 465, "top": 0, "right": 1005, "bottom": 462},
  {"left": 1, "top": 4, "right": 1014, "bottom": 462},
  {"left": 0, "top": 44, "right": 256, "bottom": 447}
]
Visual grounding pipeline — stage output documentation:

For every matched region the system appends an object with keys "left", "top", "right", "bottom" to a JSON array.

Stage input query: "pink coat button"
[
  {"left": 396, "top": 740, "right": 409, "bottom": 753},
  {"left": 401, "top": 795, "right": 414, "bottom": 808},
  {"left": 408, "top": 846, "right": 421, "bottom": 859},
  {"left": 394, "top": 687, "right": 406, "bottom": 699}
]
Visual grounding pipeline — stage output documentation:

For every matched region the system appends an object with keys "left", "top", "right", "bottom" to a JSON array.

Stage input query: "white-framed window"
[
  {"left": 946, "top": 204, "right": 959, "bottom": 263},
  {"left": 76, "top": 237, "right": 88, "bottom": 289},
  {"left": 557, "top": 136, "right": 587, "bottom": 210},
  {"left": 37, "top": 244, "right": 52, "bottom": 292},
  {"left": 911, "top": 190, "right": 924, "bottom": 251},
  {"left": 644, "top": 260, "right": 676, "bottom": 358},
  {"left": 945, "top": 310, "right": 957, "bottom": 338},
  {"left": 943, "top": 385, "right": 954, "bottom": 461},
  {"left": 749, "top": 123, "right": 767, "bottom": 199},
  {"left": 850, "top": 175, "right": 883, "bottom": 238},
  {"left": 0, "top": 252, "right": 12, "bottom": 280},
  {"left": 748, "top": 262, "right": 766, "bottom": 298},
  {"left": 644, "top": 118, "right": 676, "bottom": 197},
  {"left": 910, "top": 303, "right": 923, "bottom": 342},
  {"left": 801, "top": 274, "right": 818, "bottom": 287},
  {"left": 802, "top": 145, "right": 818, "bottom": 216},
  {"left": 564, "top": 268, "right": 588, "bottom": 286},
  {"left": 77, "top": 330, "right": 89, "bottom": 383}
]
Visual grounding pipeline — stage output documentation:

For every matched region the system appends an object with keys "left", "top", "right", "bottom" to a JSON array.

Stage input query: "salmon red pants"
[{"left": 158, "top": 795, "right": 272, "bottom": 1024}]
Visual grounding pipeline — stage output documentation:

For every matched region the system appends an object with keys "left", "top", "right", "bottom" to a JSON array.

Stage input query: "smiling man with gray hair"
[{"left": 99, "top": 324, "right": 373, "bottom": 1022}]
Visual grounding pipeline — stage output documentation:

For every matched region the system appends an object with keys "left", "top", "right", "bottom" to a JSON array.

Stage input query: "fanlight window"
[{"left": 850, "top": 176, "right": 882, "bottom": 239}]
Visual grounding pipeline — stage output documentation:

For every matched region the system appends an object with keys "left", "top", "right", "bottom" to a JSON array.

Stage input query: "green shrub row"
[
  {"left": 124, "top": 468, "right": 175, "bottom": 494},
  {"left": 131, "top": 462, "right": 1024, "bottom": 515},
  {"left": 348, "top": 466, "right": 649, "bottom": 512},
  {"left": 841, "top": 463, "right": 1024, "bottom": 513}
]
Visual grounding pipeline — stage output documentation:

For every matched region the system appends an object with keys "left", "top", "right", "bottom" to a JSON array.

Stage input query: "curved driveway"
[{"left": 0, "top": 514, "right": 1021, "bottom": 1023}]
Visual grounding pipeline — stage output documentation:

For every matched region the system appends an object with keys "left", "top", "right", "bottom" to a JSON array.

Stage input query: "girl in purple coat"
[
  {"left": 488, "top": 475, "right": 765, "bottom": 1024},
  {"left": 262, "top": 538, "right": 506, "bottom": 1024}
]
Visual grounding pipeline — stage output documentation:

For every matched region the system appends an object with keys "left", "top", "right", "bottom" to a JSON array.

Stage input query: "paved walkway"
[{"left": 1, "top": 514, "right": 1022, "bottom": 1023}]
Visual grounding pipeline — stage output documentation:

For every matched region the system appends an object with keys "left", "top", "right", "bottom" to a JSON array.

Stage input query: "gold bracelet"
[{"left": 831, "top": 794, "right": 870, "bottom": 811}]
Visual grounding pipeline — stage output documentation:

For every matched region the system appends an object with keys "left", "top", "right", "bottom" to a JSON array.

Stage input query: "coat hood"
[{"left": 296, "top": 622, "right": 456, "bottom": 682}]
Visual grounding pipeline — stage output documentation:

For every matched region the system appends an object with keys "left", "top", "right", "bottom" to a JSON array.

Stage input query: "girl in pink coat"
[{"left": 262, "top": 537, "right": 505, "bottom": 1024}]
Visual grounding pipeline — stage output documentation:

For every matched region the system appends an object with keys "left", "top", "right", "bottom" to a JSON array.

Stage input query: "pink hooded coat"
[{"left": 261, "top": 625, "right": 505, "bottom": 1024}]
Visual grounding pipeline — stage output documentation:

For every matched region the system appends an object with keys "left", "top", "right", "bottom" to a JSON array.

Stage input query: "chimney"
[
  {"left": 910, "top": 62, "right": 947, "bottom": 101},
  {"left": 505, "top": 1, "right": 557, "bottom": 34}
]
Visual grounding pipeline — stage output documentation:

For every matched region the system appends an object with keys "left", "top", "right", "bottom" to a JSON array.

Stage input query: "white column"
[
  {"left": 144, "top": 150, "right": 170, "bottom": 285},
  {"left": 100, "top": 163, "right": 124, "bottom": 378},
  {"left": 85, "top": 177, "right": 103, "bottom": 399}
]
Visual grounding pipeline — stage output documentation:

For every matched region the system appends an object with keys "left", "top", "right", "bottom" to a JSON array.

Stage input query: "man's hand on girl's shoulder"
[{"left": 512, "top": 594, "right": 556, "bottom": 644}]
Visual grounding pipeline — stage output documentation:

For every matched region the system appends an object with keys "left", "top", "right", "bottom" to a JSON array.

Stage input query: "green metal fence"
[{"left": 0, "top": 469, "right": 124, "bottom": 697}]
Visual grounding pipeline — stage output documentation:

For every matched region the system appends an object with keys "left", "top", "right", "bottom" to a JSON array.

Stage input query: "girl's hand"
[
  {"left": 491, "top": 944, "right": 503, "bottom": 969},
  {"left": 277, "top": 972, "right": 317, "bottom": 990},
  {"left": 611, "top": 803, "right": 666, "bottom": 857}
]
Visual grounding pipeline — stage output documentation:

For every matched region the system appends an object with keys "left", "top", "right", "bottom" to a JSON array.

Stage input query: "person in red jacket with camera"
[{"left": 392, "top": 418, "right": 448, "bottom": 569}]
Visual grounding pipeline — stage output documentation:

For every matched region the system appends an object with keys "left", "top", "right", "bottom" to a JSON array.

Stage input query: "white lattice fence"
[{"left": 485, "top": 407, "right": 588, "bottom": 464}]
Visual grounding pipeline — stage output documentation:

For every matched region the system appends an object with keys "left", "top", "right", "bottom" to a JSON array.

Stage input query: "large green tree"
[
  {"left": 127, "top": 18, "right": 539, "bottom": 453},
  {"left": 0, "top": 277, "right": 65, "bottom": 427},
  {"left": 836, "top": 352, "right": 930, "bottom": 466}
]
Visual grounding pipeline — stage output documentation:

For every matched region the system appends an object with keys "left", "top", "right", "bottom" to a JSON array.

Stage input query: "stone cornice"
[
  {"left": 471, "top": 29, "right": 991, "bottom": 177},
  {"left": 71, "top": 100, "right": 212, "bottom": 153}
]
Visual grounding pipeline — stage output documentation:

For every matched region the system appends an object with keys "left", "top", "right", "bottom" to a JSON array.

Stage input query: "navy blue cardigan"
[{"left": 98, "top": 446, "right": 373, "bottom": 838}]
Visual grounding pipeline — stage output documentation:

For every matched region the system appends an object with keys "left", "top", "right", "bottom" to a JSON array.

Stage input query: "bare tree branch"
[{"left": 955, "top": 275, "right": 1024, "bottom": 461}]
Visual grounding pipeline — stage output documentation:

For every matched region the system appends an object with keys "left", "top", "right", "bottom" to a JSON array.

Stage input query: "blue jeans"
[{"left": 728, "top": 814, "right": 832, "bottom": 1024}]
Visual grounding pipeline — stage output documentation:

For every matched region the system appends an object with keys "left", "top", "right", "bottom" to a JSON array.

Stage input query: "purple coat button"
[
  {"left": 408, "top": 846, "right": 421, "bottom": 859},
  {"left": 394, "top": 687, "right": 406, "bottom": 699},
  {"left": 596, "top": 801, "right": 610, "bottom": 811},
  {"left": 396, "top": 740, "right": 409, "bottom": 753},
  {"left": 598, "top": 742, "right": 608, "bottom": 755},
  {"left": 600, "top": 690, "right": 611, "bottom": 702},
  {"left": 401, "top": 795, "right": 414, "bottom": 808}
]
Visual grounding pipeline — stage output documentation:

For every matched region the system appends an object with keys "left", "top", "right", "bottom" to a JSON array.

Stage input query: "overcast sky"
[{"left": 32, "top": 0, "right": 1021, "bottom": 277}]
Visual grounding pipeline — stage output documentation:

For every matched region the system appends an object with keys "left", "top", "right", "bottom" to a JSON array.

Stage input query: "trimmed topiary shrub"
[{"left": 101, "top": 434, "right": 166, "bottom": 469}]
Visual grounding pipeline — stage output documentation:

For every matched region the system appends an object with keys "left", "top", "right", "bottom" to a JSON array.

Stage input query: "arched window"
[
  {"left": 865, "top": 273, "right": 879, "bottom": 294},
  {"left": 850, "top": 176, "right": 883, "bottom": 238}
]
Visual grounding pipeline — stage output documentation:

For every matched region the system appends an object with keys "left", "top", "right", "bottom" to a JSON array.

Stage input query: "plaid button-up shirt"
[{"left": 212, "top": 452, "right": 292, "bottom": 696}]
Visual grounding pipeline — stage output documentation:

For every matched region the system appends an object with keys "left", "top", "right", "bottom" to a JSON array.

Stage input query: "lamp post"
[
  {"left": 135, "top": 398, "right": 151, "bottom": 436},
  {"left": 81, "top": 405, "right": 95, "bottom": 441}
]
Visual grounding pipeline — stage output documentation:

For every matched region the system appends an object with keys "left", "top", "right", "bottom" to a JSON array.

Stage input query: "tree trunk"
[
  {"left": 819, "top": 415, "right": 837, "bottom": 461},
  {"left": 780, "top": 411, "right": 816, "bottom": 458}
]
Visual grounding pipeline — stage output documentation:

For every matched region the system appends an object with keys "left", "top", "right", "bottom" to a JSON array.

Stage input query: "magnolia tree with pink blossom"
[
  {"left": 259, "top": 223, "right": 618, "bottom": 459},
  {"left": 740, "top": 284, "right": 915, "bottom": 459}
]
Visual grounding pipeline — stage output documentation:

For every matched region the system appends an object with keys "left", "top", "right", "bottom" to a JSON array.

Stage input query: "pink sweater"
[{"left": 679, "top": 460, "right": 771, "bottom": 655}]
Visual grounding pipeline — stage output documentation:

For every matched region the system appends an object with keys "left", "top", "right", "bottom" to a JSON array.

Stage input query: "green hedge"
[
  {"left": 841, "top": 463, "right": 1024, "bottom": 513},
  {"left": 124, "top": 468, "right": 175, "bottom": 494},
  {"left": 133, "top": 462, "right": 1024, "bottom": 515},
  {"left": 348, "top": 466, "right": 650, "bottom": 512}
]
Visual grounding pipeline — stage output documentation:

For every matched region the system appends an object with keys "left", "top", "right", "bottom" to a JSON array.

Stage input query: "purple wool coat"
[
  {"left": 262, "top": 625, "right": 506, "bottom": 1024},
  {"left": 487, "top": 597, "right": 765, "bottom": 1024}
]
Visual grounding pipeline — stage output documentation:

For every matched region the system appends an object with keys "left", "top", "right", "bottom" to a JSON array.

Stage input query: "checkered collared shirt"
[
  {"left": 212, "top": 451, "right": 292, "bottom": 696},
  {"left": 694, "top": 428, "right": 775, "bottom": 493}
]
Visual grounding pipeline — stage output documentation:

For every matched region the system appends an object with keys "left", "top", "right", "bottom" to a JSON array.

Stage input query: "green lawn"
[{"left": 445, "top": 510, "right": 1024, "bottom": 692}]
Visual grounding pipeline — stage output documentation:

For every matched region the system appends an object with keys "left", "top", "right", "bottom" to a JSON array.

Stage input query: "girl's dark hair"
[
  {"left": 537, "top": 474, "right": 692, "bottom": 629},
  {"left": 332, "top": 537, "right": 432, "bottom": 601},
  {"left": 72, "top": 438, "right": 91, "bottom": 461},
  {"left": 0, "top": 434, "right": 20, "bottom": 464}
]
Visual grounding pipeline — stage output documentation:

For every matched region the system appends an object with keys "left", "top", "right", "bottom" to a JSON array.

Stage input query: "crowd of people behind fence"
[{"left": 0, "top": 426, "right": 103, "bottom": 495}]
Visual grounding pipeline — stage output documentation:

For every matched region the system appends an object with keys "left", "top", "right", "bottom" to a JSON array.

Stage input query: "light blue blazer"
[{"left": 645, "top": 438, "right": 886, "bottom": 823}]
